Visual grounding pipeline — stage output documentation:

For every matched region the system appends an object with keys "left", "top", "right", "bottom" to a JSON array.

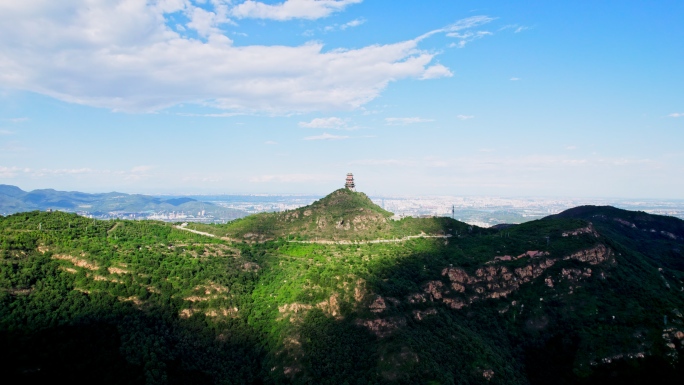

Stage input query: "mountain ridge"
[{"left": 1, "top": 189, "right": 683, "bottom": 383}]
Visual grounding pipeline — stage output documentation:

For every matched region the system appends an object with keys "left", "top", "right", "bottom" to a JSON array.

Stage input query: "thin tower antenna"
[{"left": 452, "top": 205, "right": 455, "bottom": 220}]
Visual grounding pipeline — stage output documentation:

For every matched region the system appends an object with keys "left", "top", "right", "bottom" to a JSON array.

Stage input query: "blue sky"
[{"left": 0, "top": 0, "right": 682, "bottom": 198}]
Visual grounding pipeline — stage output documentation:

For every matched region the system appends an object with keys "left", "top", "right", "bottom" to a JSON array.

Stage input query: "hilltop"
[
  {"left": 187, "top": 188, "right": 467, "bottom": 242},
  {"left": 1, "top": 190, "right": 683, "bottom": 384}
]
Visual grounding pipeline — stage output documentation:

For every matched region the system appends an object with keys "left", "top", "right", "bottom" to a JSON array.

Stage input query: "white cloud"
[
  {"left": 303, "top": 132, "right": 349, "bottom": 140},
  {"left": 176, "top": 112, "right": 245, "bottom": 117},
  {"left": 231, "top": 0, "right": 362, "bottom": 21},
  {"left": 349, "top": 158, "right": 413, "bottom": 166},
  {"left": 669, "top": 112, "right": 683, "bottom": 118},
  {"left": 0, "top": 129, "right": 14, "bottom": 135},
  {"left": 299, "top": 117, "right": 346, "bottom": 128},
  {"left": 249, "top": 173, "right": 337, "bottom": 182},
  {"left": 444, "top": 16, "right": 495, "bottom": 33},
  {"left": 349, "top": 157, "right": 448, "bottom": 168},
  {"left": 421, "top": 64, "right": 453, "bottom": 80},
  {"left": 3, "top": 117, "right": 28, "bottom": 123},
  {"left": 445, "top": 19, "right": 494, "bottom": 48},
  {"left": 130, "top": 165, "right": 155, "bottom": 173},
  {"left": 499, "top": 24, "right": 531, "bottom": 33},
  {"left": 30, "top": 168, "right": 96, "bottom": 177},
  {"left": 446, "top": 31, "right": 493, "bottom": 39},
  {"left": 0, "top": 2, "right": 476, "bottom": 113},
  {"left": 0, "top": 163, "right": 167, "bottom": 184},
  {"left": 456, "top": 114, "right": 474, "bottom": 120},
  {"left": 566, "top": 145, "right": 577, "bottom": 150},
  {"left": 0, "top": 141, "right": 27, "bottom": 152},
  {"left": 341, "top": 17, "right": 365, "bottom": 29},
  {"left": 265, "top": 140, "right": 278, "bottom": 145},
  {"left": 385, "top": 117, "right": 434, "bottom": 125},
  {"left": 325, "top": 17, "right": 366, "bottom": 32},
  {"left": 427, "top": 161, "right": 448, "bottom": 168},
  {"left": 510, "top": 77, "right": 520, "bottom": 81},
  {"left": 0, "top": 166, "right": 29, "bottom": 178}
]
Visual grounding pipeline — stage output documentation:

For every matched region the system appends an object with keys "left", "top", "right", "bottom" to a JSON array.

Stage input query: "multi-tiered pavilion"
[{"left": 345, "top": 173, "right": 356, "bottom": 191}]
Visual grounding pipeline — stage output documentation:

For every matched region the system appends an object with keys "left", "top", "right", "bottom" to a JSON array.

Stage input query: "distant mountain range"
[{"left": 0, "top": 184, "right": 247, "bottom": 222}]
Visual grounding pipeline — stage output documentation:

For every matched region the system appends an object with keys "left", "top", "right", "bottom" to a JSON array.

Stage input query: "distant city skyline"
[{"left": 1, "top": 1, "right": 683, "bottom": 198}]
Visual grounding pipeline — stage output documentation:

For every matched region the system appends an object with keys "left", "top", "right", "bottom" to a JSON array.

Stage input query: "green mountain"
[
  {"left": 1, "top": 190, "right": 683, "bottom": 384},
  {"left": 186, "top": 188, "right": 459, "bottom": 242}
]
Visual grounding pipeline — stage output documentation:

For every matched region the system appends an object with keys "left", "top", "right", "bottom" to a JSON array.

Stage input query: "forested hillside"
[{"left": 1, "top": 192, "right": 683, "bottom": 384}]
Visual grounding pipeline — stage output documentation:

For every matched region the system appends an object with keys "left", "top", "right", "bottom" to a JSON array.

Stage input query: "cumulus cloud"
[
  {"left": 385, "top": 117, "right": 434, "bottom": 125},
  {"left": 669, "top": 112, "right": 683, "bottom": 118},
  {"left": 341, "top": 17, "right": 365, "bottom": 29},
  {"left": 299, "top": 117, "right": 346, "bottom": 128},
  {"left": 232, "top": 0, "right": 362, "bottom": 21},
  {"left": 303, "top": 132, "right": 349, "bottom": 140},
  {"left": 421, "top": 64, "right": 453, "bottom": 80},
  {"left": 0, "top": 2, "right": 491, "bottom": 113}
]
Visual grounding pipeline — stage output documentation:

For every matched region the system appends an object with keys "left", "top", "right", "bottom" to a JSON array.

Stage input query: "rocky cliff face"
[{"left": 398, "top": 244, "right": 614, "bottom": 313}]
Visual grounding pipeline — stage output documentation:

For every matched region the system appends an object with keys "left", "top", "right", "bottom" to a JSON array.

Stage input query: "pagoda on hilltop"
[{"left": 345, "top": 173, "right": 356, "bottom": 191}]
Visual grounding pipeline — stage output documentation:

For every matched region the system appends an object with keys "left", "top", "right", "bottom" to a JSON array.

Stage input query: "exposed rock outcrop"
[
  {"left": 563, "top": 244, "right": 613, "bottom": 265},
  {"left": 562, "top": 223, "right": 599, "bottom": 237},
  {"left": 412, "top": 308, "right": 437, "bottom": 320},
  {"left": 408, "top": 244, "right": 613, "bottom": 312},
  {"left": 356, "top": 317, "right": 406, "bottom": 338}
]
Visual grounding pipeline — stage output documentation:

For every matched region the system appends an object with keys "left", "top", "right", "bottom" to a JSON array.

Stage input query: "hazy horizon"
[{"left": 5, "top": 182, "right": 684, "bottom": 202}]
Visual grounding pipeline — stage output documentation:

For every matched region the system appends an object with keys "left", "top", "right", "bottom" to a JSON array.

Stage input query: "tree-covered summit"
[
  {"left": 306, "top": 188, "right": 393, "bottom": 218},
  {"left": 188, "top": 188, "right": 447, "bottom": 242}
]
